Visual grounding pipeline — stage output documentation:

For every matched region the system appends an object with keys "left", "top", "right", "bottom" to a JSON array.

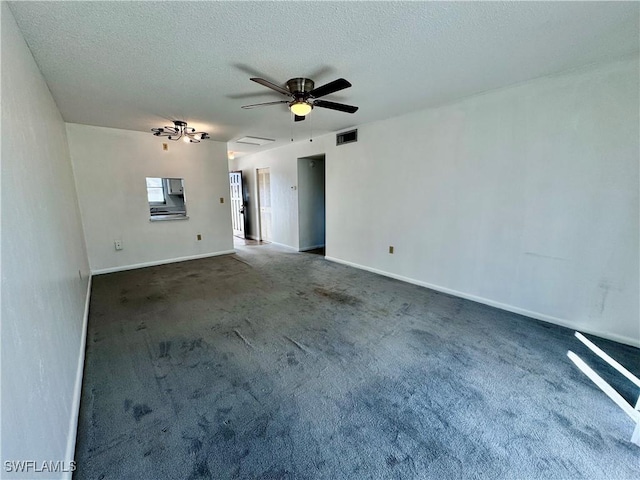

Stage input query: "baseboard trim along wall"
[
  {"left": 325, "top": 256, "right": 640, "bottom": 349},
  {"left": 267, "top": 241, "right": 298, "bottom": 251},
  {"left": 299, "top": 244, "right": 326, "bottom": 252},
  {"left": 91, "top": 250, "right": 236, "bottom": 275},
  {"left": 64, "top": 275, "right": 92, "bottom": 479}
]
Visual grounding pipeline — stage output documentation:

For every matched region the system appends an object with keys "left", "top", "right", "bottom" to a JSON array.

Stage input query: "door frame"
[
  {"left": 296, "top": 155, "right": 326, "bottom": 252},
  {"left": 256, "top": 167, "right": 272, "bottom": 242}
]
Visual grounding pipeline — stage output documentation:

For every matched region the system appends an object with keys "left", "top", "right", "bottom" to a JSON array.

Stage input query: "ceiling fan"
[{"left": 241, "top": 77, "right": 358, "bottom": 121}]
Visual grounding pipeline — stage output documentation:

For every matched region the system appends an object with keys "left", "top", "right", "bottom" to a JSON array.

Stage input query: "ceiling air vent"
[
  {"left": 236, "top": 136, "right": 275, "bottom": 146},
  {"left": 336, "top": 129, "right": 357, "bottom": 146}
]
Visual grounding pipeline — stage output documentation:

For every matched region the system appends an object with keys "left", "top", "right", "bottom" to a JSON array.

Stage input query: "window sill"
[{"left": 149, "top": 215, "right": 189, "bottom": 222}]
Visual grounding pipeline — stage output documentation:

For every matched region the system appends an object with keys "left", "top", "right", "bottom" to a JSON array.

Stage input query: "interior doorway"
[
  {"left": 297, "top": 155, "right": 325, "bottom": 253},
  {"left": 257, "top": 167, "right": 272, "bottom": 242},
  {"left": 229, "top": 171, "right": 246, "bottom": 238}
]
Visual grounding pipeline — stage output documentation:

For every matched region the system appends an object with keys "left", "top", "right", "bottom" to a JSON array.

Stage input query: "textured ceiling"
[{"left": 8, "top": 1, "right": 639, "bottom": 156}]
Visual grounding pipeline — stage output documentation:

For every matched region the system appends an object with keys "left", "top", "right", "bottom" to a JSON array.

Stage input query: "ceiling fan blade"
[
  {"left": 241, "top": 100, "right": 289, "bottom": 109},
  {"left": 313, "top": 100, "right": 359, "bottom": 114},
  {"left": 250, "top": 78, "right": 292, "bottom": 96},
  {"left": 309, "top": 78, "right": 352, "bottom": 98},
  {"left": 227, "top": 91, "right": 282, "bottom": 100},
  {"left": 294, "top": 115, "right": 306, "bottom": 122}
]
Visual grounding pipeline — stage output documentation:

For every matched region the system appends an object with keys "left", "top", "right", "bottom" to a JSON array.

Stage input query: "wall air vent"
[{"left": 336, "top": 129, "right": 357, "bottom": 146}]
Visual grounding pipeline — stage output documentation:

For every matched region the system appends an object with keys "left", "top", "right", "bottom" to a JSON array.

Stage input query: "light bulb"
[
  {"left": 290, "top": 101, "right": 312, "bottom": 116},
  {"left": 183, "top": 135, "right": 191, "bottom": 143}
]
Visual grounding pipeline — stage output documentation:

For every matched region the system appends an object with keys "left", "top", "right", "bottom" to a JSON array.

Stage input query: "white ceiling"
[{"left": 8, "top": 1, "right": 639, "bottom": 157}]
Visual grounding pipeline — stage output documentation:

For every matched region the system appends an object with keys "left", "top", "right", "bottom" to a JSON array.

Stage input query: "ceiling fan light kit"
[
  {"left": 290, "top": 101, "right": 313, "bottom": 116},
  {"left": 242, "top": 76, "right": 358, "bottom": 121},
  {"left": 151, "top": 120, "right": 209, "bottom": 143}
]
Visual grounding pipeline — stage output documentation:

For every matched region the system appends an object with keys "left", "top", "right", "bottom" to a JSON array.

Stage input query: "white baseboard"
[
  {"left": 324, "top": 256, "right": 640, "bottom": 349},
  {"left": 64, "top": 275, "right": 92, "bottom": 479},
  {"left": 267, "top": 241, "right": 297, "bottom": 251},
  {"left": 91, "top": 250, "right": 236, "bottom": 275},
  {"left": 299, "top": 244, "right": 325, "bottom": 252}
]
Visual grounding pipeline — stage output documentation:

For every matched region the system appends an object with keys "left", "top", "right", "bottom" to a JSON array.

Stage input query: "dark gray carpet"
[{"left": 74, "top": 244, "right": 640, "bottom": 479}]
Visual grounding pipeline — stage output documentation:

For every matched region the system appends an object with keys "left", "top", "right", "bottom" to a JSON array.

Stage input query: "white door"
[
  {"left": 257, "top": 168, "right": 272, "bottom": 242},
  {"left": 229, "top": 171, "right": 245, "bottom": 237}
]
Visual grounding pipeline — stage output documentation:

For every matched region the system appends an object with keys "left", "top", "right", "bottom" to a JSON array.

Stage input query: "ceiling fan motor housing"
[{"left": 287, "top": 78, "right": 315, "bottom": 98}]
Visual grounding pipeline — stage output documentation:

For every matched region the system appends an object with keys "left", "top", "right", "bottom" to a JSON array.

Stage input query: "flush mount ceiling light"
[{"left": 151, "top": 120, "right": 210, "bottom": 143}]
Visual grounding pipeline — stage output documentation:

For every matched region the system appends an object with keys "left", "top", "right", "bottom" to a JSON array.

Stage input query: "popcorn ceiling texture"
[{"left": 8, "top": 1, "right": 639, "bottom": 153}]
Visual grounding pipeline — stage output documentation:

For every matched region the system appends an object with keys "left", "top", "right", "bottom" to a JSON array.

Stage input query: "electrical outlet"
[
  {"left": 162, "top": 143, "right": 168, "bottom": 151},
  {"left": 389, "top": 246, "right": 394, "bottom": 254},
  {"left": 219, "top": 197, "right": 224, "bottom": 204},
  {"left": 197, "top": 234, "right": 202, "bottom": 241},
  {"left": 114, "top": 240, "right": 123, "bottom": 251}
]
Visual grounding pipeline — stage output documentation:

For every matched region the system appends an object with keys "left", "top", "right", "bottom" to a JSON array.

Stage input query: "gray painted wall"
[
  {"left": 230, "top": 151, "right": 302, "bottom": 248},
  {"left": 66, "top": 124, "right": 233, "bottom": 273},
  {"left": 324, "top": 58, "right": 639, "bottom": 346},
  {"left": 1, "top": 4, "right": 90, "bottom": 477},
  {"left": 232, "top": 58, "right": 640, "bottom": 347}
]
